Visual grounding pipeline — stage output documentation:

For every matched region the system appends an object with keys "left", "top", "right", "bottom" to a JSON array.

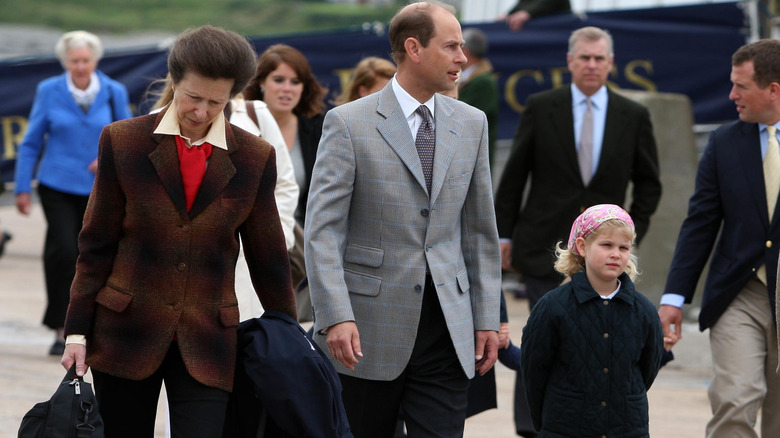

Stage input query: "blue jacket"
[
  {"left": 521, "top": 272, "right": 663, "bottom": 438},
  {"left": 14, "top": 70, "right": 132, "bottom": 196},
  {"left": 225, "top": 311, "right": 352, "bottom": 438}
]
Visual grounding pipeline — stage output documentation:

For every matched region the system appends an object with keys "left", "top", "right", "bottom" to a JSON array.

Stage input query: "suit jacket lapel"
[
  {"left": 430, "top": 95, "right": 461, "bottom": 206},
  {"left": 55, "top": 74, "right": 86, "bottom": 117},
  {"left": 550, "top": 89, "right": 578, "bottom": 180},
  {"left": 376, "top": 87, "right": 429, "bottom": 194},
  {"left": 189, "top": 129, "right": 237, "bottom": 218},
  {"left": 149, "top": 132, "right": 189, "bottom": 216},
  {"left": 598, "top": 90, "right": 628, "bottom": 183},
  {"left": 147, "top": 108, "right": 237, "bottom": 219},
  {"left": 738, "top": 122, "right": 769, "bottom": 227}
]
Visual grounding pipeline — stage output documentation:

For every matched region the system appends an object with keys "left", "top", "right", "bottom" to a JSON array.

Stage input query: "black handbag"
[{"left": 18, "top": 365, "right": 104, "bottom": 438}]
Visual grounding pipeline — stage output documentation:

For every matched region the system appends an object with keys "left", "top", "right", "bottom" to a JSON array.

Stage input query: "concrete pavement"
[{"left": 0, "top": 192, "right": 715, "bottom": 437}]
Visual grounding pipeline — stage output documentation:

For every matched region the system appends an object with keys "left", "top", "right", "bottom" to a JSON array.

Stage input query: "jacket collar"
[
  {"left": 571, "top": 271, "right": 636, "bottom": 306},
  {"left": 148, "top": 107, "right": 237, "bottom": 219}
]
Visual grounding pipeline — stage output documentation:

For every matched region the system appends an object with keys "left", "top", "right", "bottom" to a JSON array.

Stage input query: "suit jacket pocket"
[
  {"left": 344, "top": 268, "right": 382, "bottom": 297},
  {"left": 447, "top": 170, "right": 473, "bottom": 187},
  {"left": 220, "top": 305, "right": 240, "bottom": 327},
  {"left": 456, "top": 268, "right": 470, "bottom": 294},
  {"left": 344, "top": 244, "right": 384, "bottom": 267},
  {"left": 96, "top": 285, "right": 133, "bottom": 313}
]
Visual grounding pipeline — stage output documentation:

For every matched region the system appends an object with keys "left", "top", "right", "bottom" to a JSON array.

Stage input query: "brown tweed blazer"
[{"left": 64, "top": 108, "right": 296, "bottom": 392}]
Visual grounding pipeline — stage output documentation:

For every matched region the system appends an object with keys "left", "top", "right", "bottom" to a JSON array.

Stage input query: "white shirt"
[
  {"left": 391, "top": 76, "right": 435, "bottom": 140},
  {"left": 572, "top": 84, "right": 608, "bottom": 179}
]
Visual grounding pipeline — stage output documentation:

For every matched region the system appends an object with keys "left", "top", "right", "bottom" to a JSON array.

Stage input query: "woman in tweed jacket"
[{"left": 60, "top": 26, "right": 296, "bottom": 438}]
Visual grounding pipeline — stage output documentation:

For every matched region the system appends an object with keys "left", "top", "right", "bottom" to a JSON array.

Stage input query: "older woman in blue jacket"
[{"left": 14, "top": 30, "right": 132, "bottom": 355}]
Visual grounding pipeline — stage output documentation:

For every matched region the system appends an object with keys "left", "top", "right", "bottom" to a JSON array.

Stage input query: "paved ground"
[{"left": 0, "top": 191, "right": 718, "bottom": 437}]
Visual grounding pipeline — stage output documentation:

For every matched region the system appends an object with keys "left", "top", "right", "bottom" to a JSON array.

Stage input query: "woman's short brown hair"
[
  {"left": 168, "top": 25, "right": 258, "bottom": 97},
  {"left": 243, "top": 44, "right": 327, "bottom": 118}
]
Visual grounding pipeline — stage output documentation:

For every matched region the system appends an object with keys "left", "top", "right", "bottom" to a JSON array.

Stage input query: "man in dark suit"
[
  {"left": 494, "top": 26, "right": 661, "bottom": 437},
  {"left": 305, "top": 2, "right": 501, "bottom": 437},
  {"left": 495, "top": 26, "right": 661, "bottom": 309},
  {"left": 661, "top": 39, "right": 780, "bottom": 437}
]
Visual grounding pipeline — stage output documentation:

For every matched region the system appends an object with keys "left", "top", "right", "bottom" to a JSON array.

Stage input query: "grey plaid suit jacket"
[{"left": 305, "top": 84, "right": 501, "bottom": 381}]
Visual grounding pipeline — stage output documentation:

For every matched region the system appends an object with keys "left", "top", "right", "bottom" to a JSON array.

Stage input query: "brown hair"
[
  {"left": 388, "top": 1, "right": 455, "bottom": 64},
  {"left": 243, "top": 44, "right": 327, "bottom": 118},
  {"left": 335, "top": 57, "right": 396, "bottom": 105},
  {"left": 167, "top": 25, "right": 257, "bottom": 97},
  {"left": 732, "top": 39, "right": 780, "bottom": 88}
]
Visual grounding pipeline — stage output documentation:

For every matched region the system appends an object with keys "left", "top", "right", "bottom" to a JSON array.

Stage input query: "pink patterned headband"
[{"left": 568, "top": 204, "right": 634, "bottom": 256}]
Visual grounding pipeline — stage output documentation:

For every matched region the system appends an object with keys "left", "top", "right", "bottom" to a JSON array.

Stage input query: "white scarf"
[{"left": 67, "top": 72, "right": 101, "bottom": 111}]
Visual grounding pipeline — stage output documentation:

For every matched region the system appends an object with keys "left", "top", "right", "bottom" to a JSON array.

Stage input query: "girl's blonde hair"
[{"left": 553, "top": 218, "right": 639, "bottom": 281}]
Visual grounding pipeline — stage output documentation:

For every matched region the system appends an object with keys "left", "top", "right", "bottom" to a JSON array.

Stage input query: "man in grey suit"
[{"left": 304, "top": 2, "right": 501, "bottom": 436}]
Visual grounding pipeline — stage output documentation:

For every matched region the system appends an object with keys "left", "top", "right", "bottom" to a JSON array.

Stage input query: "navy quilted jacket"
[{"left": 520, "top": 272, "right": 663, "bottom": 437}]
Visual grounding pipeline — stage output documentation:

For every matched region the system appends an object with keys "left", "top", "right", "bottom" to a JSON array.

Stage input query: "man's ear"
[
  {"left": 768, "top": 81, "right": 780, "bottom": 102},
  {"left": 404, "top": 37, "right": 422, "bottom": 63}
]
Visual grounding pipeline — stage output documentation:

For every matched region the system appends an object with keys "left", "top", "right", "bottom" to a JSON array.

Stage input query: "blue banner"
[{"left": 0, "top": 2, "right": 747, "bottom": 183}]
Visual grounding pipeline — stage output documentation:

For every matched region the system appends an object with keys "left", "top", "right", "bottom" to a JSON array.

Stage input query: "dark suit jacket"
[
  {"left": 64, "top": 109, "right": 297, "bottom": 392},
  {"left": 225, "top": 311, "right": 352, "bottom": 438},
  {"left": 295, "top": 113, "right": 324, "bottom": 225},
  {"left": 495, "top": 86, "right": 661, "bottom": 277},
  {"left": 664, "top": 120, "right": 780, "bottom": 331}
]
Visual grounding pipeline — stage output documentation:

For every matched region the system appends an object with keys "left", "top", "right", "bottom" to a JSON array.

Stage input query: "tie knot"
[
  {"left": 584, "top": 97, "right": 593, "bottom": 109},
  {"left": 769, "top": 125, "right": 777, "bottom": 137},
  {"left": 416, "top": 105, "right": 432, "bottom": 123}
]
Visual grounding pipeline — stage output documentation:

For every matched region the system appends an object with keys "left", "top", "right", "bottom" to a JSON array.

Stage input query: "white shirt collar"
[
  {"left": 67, "top": 71, "right": 100, "bottom": 107},
  {"left": 391, "top": 76, "right": 435, "bottom": 121},
  {"left": 601, "top": 279, "right": 622, "bottom": 300},
  {"left": 571, "top": 83, "right": 608, "bottom": 109},
  {"left": 153, "top": 100, "right": 228, "bottom": 150}
]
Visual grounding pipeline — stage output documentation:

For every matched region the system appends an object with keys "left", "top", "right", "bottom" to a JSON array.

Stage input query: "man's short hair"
[
  {"left": 732, "top": 39, "right": 780, "bottom": 88},
  {"left": 463, "top": 28, "right": 488, "bottom": 59},
  {"left": 388, "top": 1, "right": 456, "bottom": 64},
  {"left": 568, "top": 26, "right": 614, "bottom": 58}
]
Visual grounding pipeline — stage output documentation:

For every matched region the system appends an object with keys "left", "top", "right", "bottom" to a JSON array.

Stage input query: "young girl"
[{"left": 520, "top": 204, "right": 664, "bottom": 437}]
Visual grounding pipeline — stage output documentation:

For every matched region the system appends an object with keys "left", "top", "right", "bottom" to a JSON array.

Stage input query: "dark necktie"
[
  {"left": 415, "top": 105, "right": 435, "bottom": 194},
  {"left": 175, "top": 136, "right": 213, "bottom": 212}
]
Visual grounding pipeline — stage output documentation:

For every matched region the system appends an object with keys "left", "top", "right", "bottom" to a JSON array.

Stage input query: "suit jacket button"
[
  {"left": 181, "top": 224, "right": 190, "bottom": 232},
  {"left": 177, "top": 263, "right": 187, "bottom": 271},
  {"left": 414, "top": 284, "right": 422, "bottom": 292},
  {"left": 766, "top": 240, "right": 773, "bottom": 248},
  {"left": 421, "top": 209, "right": 429, "bottom": 217},
  {"left": 173, "top": 302, "right": 181, "bottom": 310}
]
